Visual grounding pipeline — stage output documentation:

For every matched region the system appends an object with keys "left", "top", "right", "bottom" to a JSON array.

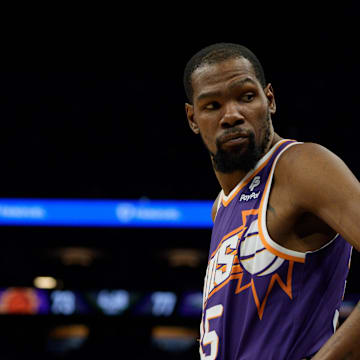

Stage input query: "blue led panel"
[{"left": 0, "top": 199, "right": 213, "bottom": 228}]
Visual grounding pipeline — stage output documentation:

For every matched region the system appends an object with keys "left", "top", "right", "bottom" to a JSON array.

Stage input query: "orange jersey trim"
[{"left": 257, "top": 143, "right": 305, "bottom": 263}]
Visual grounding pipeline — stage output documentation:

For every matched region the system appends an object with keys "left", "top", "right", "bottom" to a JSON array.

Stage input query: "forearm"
[{"left": 312, "top": 302, "right": 360, "bottom": 360}]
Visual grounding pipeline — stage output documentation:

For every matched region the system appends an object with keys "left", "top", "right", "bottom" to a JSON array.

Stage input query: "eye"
[
  {"left": 204, "top": 102, "right": 220, "bottom": 110},
  {"left": 241, "top": 92, "right": 255, "bottom": 102}
]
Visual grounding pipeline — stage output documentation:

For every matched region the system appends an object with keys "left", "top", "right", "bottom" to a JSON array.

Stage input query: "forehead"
[{"left": 191, "top": 57, "right": 259, "bottom": 97}]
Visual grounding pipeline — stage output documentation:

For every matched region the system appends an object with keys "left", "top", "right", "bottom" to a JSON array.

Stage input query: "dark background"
[{"left": 0, "top": 4, "right": 359, "bottom": 359}]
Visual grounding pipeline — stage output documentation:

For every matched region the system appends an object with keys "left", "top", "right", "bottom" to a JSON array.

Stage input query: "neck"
[{"left": 214, "top": 133, "right": 282, "bottom": 196}]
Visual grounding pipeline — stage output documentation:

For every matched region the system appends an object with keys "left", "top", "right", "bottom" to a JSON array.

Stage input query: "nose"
[{"left": 219, "top": 101, "right": 244, "bottom": 128}]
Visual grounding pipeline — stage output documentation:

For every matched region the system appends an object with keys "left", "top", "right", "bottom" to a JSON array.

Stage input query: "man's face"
[{"left": 185, "top": 57, "right": 276, "bottom": 173}]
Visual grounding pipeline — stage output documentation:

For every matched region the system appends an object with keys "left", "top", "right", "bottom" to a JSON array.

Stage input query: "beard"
[{"left": 209, "top": 115, "right": 271, "bottom": 174}]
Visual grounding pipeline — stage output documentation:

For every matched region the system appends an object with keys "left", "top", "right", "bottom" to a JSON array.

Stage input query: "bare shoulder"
[
  {"left": 276, "top": 142, "right": 356, "bottom": 182},
  {"left": 211, "top": 191, "right": 222, "bottom": 222},
  {"left": 275, "top": 141, "right": 360, "bottom": 211},
  {"left": 273, "top": 141, "right": 360, "bottom": 251},
  {"left": 279, "top": 142, "right": 339, "bottom": 166}
]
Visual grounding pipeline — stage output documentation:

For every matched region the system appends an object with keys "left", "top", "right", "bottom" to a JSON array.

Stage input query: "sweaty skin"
[{"left": 186, "top": 57, "right": 360, "bottom": 359}]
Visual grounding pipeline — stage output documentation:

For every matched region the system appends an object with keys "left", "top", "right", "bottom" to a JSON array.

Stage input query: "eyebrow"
[
  {"left": 228, "top": 77, "right": 257, "bottom": 90},
  {"left": 196, "top": 77, "right": 257, "bottom": 102},
  {"left": 196, "top": 90, "right": 222, "bottom": 102}
]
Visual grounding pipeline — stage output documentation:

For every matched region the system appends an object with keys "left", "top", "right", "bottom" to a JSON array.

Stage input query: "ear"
[
  {"left": 264, "top": 83, "right": 276, "bottom": 114},
  {"left": 185, "top": 103, "right": 200, "bottom": 134}
]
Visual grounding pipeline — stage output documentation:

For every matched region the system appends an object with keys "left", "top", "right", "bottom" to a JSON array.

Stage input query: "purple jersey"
[{"left": 199, "top": 139, "right": 352, "bottom": 360}]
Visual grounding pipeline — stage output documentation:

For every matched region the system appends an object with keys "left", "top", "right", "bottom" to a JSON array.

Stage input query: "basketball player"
[{"left": 184, "top": 43, "right": 360, "bottom": 359}]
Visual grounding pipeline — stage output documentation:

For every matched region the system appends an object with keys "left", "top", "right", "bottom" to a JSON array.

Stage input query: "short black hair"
[{"left": 183, "top": 43, "right": 266, "bottom": 103}]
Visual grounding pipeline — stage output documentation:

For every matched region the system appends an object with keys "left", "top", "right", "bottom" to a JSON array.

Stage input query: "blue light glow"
[{"left": 0, "top": 198, "right": 213, "bottom": 228}]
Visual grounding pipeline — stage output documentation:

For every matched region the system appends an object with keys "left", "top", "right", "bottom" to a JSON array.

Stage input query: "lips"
[{"left": 218, "top": 131, "right": 249, "bottom": 146}]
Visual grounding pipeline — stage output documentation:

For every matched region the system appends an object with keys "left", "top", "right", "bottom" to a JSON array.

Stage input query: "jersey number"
[{"left": 200, "top": 304, "right": 224, "bottom": 360}]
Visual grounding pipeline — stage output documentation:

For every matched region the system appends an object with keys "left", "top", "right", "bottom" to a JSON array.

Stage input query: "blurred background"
[{"left": 0, "top": 4, "right": 359, "bottom": 359}]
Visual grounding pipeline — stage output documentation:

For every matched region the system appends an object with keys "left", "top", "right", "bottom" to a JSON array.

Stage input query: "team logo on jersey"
[
  {"left": 249, "top": 176, "right": 261, "bottom": 191},
  {"left": 202, "top": 209, "right": 295, "bottom": 320}
]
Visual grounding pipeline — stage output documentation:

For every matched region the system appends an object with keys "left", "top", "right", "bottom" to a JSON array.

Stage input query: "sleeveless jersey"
[{"left": 199, "top": 139, "right": 352, "bottom": 360}]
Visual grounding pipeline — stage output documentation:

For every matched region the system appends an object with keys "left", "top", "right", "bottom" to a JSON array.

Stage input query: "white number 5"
[{"left": 200, "top": 304, "right": 224, "bottom": 360}]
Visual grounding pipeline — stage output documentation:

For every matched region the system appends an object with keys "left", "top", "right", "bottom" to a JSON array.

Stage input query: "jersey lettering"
[{"left": 203, "top": 234, "right": 240, "bottom": 305}]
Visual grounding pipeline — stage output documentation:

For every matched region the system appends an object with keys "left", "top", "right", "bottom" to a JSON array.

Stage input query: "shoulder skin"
[{"left": 274, "top": 142, "right": 360, "bottom": 252}]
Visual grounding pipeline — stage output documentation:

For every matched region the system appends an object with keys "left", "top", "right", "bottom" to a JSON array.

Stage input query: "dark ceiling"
[{"left": 1, "top": 6, "right": 359, "bottom": 201}]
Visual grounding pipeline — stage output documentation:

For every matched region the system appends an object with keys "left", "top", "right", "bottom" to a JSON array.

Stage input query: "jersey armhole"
[{"left": 258, "top": 142, "right": 307, "bottom": 263}]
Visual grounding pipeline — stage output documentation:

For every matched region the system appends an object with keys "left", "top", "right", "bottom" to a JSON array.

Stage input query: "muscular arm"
[
  {"left": 282, "top": 143, "right": 360, "bottom": 359},
  {"left": 283, "top": 143, "right": 360, "bottom": 252}
]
